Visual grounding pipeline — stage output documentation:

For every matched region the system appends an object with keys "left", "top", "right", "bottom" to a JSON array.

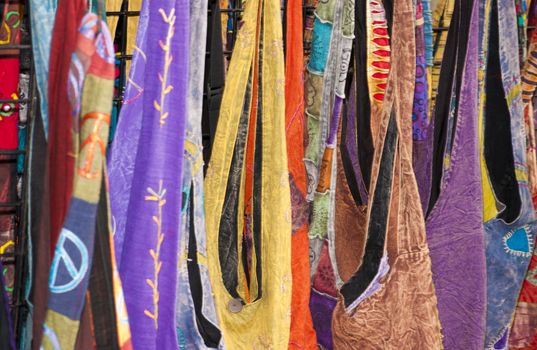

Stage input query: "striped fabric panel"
[{"left": 522, "top": 29, "right": 537, "bottom": 104}]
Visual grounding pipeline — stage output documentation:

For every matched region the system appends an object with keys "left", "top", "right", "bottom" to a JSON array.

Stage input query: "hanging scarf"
[
  {"left": 304, "top": 4, "right": 337, "bottom": 344},
  {"left": 412, "top": 0, "right": 432, "bottom": 213},
  {"left": 507, "top": 11, "right": 537, "bottom": 350},
  {"left": 108, "top": 0, "right": 189, "bottom": 348},
  {"left": 30, "top": 0, "right": 87, "bottom": 347},
  {"left": 29, "top": 0, "right": 57, "bottom": 137},
  {"left": 47, "top": 0, "right": 89, "bottom": 256},
  {"left": 175, "top": 1, "right": 222, "bottom": 348},
  {"left": 305, "top": 0, "right": 348, "bottom": 346},
  {"left": 42, "top": 11, "right": 116, "bottom": 349},
  {"left": 483, "top": 0, "right": 537, "bottom": 347},
  {"left": 107, "top": 0, "right": 149, "bottom": 267},
  {"left": 332, "top": 0, "right": 443, "bottom": 347},
  {"left": 204, "top": 0, "right": 292, "bottom": 347},
  {"left": 312, "top": 0, "right": 355, "bottom": 290},
  {"left": 87, "top": 178, "right": 132, "bottom": 350},
  {"left": 285, "top": 0, "right": 317, "bottom": 348},
  {"left": 107, "top": 0, "right": 189, "bottom": 347},
  {"left": 424, "top": 0, "right": 487, "bottom": 348}
]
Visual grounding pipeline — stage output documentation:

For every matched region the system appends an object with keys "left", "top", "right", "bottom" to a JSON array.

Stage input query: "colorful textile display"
[
  {"left": 204, "top": 0, "right": 292, "bottom": 347},
  {"left": 16, "top": 0, "right": 537, "bottom": 349}
]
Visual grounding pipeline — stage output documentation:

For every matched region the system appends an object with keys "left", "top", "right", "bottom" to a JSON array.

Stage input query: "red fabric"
[
  {"left": 0, "top": 58, "right": 19, "bottom": 150},
  {"left": 47, "top": 0, "right": 87, "bottom": 255}
]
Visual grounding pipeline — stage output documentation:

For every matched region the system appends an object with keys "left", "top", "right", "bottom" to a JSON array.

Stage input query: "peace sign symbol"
[{"left": 49, "top": 228, "right": 89, "bottom": 294}]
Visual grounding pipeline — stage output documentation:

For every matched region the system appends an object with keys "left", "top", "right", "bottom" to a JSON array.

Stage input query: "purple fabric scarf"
[
  {"left": 107, "top": 0, "right": 189, "bottom": 348},
  {"left": 425, "top": 1, "right": 487, "bottom": 349}
]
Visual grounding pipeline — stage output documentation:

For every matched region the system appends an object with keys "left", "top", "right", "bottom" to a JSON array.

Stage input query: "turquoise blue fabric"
[
  {"left": 308, "top": 18, "right": 333, "bottom": 74},
  {"left": 422, "top": 0, "right": 433, "bottom": 66}
]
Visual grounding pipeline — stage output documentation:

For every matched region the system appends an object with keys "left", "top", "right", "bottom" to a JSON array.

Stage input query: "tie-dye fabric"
[
  {"left": 175, "top": 1, "right": 222, "bottom": 348},
  {"left": 505, "top": 6, "right": 537, "bottom": 350},
  {"left": 483, "top": 0, "right": 537, "bottom": 347}
]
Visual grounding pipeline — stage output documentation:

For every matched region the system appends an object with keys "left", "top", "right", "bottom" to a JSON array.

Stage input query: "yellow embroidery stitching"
[
  {"left": 144, "top": 180, "right": 166, "bottom": 329},
  {"left": 154, "top": 8, "right": 176, "bottom": 127},
  {"left": 0, "top": 240, "right": 14, "bottom": 254}
]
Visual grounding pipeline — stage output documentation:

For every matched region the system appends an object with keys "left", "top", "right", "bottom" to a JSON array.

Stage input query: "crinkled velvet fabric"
[
  {"left": 332, "top": 0, "right": 442, "bottom": 348},
  {"left": 425, "top": 1, "right": 487, "bottom": 348}
]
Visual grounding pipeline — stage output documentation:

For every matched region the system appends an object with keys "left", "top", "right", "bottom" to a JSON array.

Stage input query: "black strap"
[
  {"left": 427, "top": 0, "right": 474, "bottom": 216},
  {"left": 186, "top": 183, "right": 222, "bottom": 348},
  {"left": 355, "top": 0, "right": 374, "bottom": 195},
  {"left": 340, "top": 112, "right": 398, "bottom": 308},
  {"left": 483, "top": 0, "right": 521, "bottom": 223},
  {"left": 203, "top": 0, "right": 226, "bottom": 168}
]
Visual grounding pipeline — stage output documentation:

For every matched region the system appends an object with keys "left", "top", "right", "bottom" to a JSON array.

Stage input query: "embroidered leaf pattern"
[
  {"left": 155, "top": 8, "right": 176, "bottom": 127},
  {"left": 144, "top": 180, "right": 166, "bottom": 330}
]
